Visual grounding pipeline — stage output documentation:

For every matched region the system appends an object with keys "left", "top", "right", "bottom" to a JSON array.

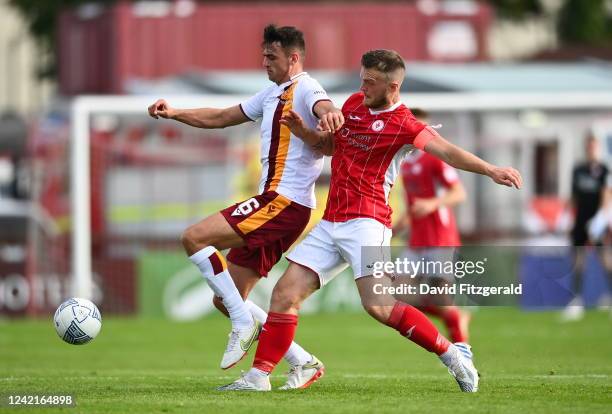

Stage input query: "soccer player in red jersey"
[
  {"left": 220, "top": 50, "right": 522, "bottom": 392},
  {"left": 395, "top": 108, "right": 471, "bottom": 347}
]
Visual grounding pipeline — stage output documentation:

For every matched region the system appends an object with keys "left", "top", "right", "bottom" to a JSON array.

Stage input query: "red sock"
[
  {"left": 252, "top": 312, "right": 298, "bottom": 373},
  {"left": 386, "top": 302, "right": 450, "bottom": 355},
  {"left": 442, "top": 306, "right": 467, "bottom": 343},
  {"left": 420, "top": 305, "right": 467, "bottom": 343},
  {"left": 418, "top": 304, "right": 444, "bottom": 318}
]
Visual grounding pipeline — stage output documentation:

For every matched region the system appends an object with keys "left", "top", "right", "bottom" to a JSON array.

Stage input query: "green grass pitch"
[{"left": 1, "top": 309, "right": 610, "bottom": 413}]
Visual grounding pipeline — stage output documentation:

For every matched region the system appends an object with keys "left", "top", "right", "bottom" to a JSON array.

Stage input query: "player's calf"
[{"left": 361, "top": 303, "right": 393, "bottom": 324}]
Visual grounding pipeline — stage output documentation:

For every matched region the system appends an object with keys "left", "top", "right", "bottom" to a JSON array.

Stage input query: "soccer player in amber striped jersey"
[
  {"left": 147, "top": 25, "right": 343, "bottom": 389},
  {"left": 220, "top": 49, "right": 522, "bottom": 392}
]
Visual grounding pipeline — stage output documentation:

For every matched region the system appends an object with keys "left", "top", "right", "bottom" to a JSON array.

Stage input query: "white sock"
[
  {"left": 189, "top": 246, "right": 252, "bottom": 327},
  {"left": 245, "top": 367, "right": 269, "bottom": 380},
  {"left": 438, "top": 344, "right": 460, "bottom": 369},
  {"left": 244, "top": 300, "right": 312, "bottom": 366},
  {"left": 244, "top": 299, "right": 268, "bottom": 323}
]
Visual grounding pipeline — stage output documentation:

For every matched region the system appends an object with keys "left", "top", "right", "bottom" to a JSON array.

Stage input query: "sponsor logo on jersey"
[{"left": 349, "top": 115, "right": 361, "bottom": 121}]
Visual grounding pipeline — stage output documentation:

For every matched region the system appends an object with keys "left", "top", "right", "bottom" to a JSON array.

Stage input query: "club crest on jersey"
[{"left": 371, "top": 120, "right": 385, "bottom": 132}]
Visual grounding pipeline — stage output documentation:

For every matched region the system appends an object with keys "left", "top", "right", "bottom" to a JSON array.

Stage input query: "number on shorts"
[{"left": 237, "top": 198, "right": 260, "bottom": 215}]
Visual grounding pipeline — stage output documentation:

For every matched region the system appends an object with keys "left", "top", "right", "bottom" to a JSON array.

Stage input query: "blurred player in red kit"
[{"left": 394, "top": 108, "right": 471, "bottom": 345}]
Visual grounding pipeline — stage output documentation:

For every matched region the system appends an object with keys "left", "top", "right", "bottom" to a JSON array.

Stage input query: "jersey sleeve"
[
  {"left": 300, "top": 78, "right": 332, "bottom": 118},
  {"left": 403, "top": 116, "right": 428, "bottom": 147},
  {"left": 239, "top": 87, "right": 270, "bottom": 121}
]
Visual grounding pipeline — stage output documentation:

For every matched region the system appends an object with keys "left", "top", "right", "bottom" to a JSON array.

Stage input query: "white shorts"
[{"left": 286, "top": 218, "right": 392, "bottom": 287}]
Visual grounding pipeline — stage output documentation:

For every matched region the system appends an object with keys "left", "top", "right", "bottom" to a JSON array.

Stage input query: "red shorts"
[{"left": 220, "top": 191, "right": 311, "bottom": 277}]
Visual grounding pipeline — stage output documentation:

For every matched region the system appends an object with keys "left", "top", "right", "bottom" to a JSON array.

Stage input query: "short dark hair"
[
  {"left": 262, "top": 24, "right": 306, "bottom": 56},
  {"left": 361, "top": 49, "right": 405, "bottom": 74}
]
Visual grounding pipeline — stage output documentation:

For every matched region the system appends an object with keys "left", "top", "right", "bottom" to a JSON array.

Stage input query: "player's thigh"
[
  {"left": 270, "top": 262, "right": 321, "bottom": 314},
  {"left": 286, "top": 220, "right": 348, "bottom": 287},
  {"left": 336, "top": 218, "right": 392, "bottom": 279},
  {"left": 183, "top": 212, "right": 244, "bottom": 252}
]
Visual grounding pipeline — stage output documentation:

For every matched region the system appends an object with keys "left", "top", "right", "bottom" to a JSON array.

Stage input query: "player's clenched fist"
[
  {"left": 318, "top": 108, "right": 344, "bottom": 133},
  {"left": 148, "top": 99, "right": 175, "bottom": 119}
]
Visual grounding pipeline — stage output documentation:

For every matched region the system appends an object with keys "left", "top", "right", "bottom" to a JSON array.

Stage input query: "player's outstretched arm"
[
  {"left": 280, "top": 110, "right": 335, "bottom": 155},
  {"left": 423, "top": 134, "right": 523, "bottom": 189},
  {"left": 147, "top": 99, "right": 249, "bottom": 129}
]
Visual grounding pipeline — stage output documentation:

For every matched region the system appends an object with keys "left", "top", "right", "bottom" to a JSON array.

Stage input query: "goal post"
[{"left": 69, "top": 94, "right": 253, "bottom": 299}]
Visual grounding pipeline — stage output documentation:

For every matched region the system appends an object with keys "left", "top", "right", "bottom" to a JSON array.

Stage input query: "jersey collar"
[
  {"left": 278, "top": 72, "right": 308, "bottom": 89},
  {"left": 369, "top": 100, "right": 403, "bottom": 115}
]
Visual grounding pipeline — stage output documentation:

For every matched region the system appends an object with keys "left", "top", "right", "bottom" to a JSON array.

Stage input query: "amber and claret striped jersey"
[
  {"left": 323, "top": 92, "right": 432, "bottom": 228},
  {"left": 240, "top": 72, "right": 331, "bottom": 209},
  {"left": 401, "top": 151, "right": 462, "bottom": 247}
]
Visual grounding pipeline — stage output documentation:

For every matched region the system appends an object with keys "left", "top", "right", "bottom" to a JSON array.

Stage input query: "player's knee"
[
  {"left": 362, "top": 303, "right": 390, "bottom": 324},
  {"left": 181, "top": 224, "right": 211, "bottom": 253},
  {"left": 180, "top": 226, "right": 196, "bottom": 252},
  {"left": 270, "top": 284, "right": 302, "bottom": 313}
]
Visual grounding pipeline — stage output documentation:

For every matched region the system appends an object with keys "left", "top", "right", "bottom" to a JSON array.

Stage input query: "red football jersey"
[
  {"left": 323, "top": 92, "right": 427, "bottom": 227},
  {"left": 400, "top": 151, "right": 461, "bottom": 247}
]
